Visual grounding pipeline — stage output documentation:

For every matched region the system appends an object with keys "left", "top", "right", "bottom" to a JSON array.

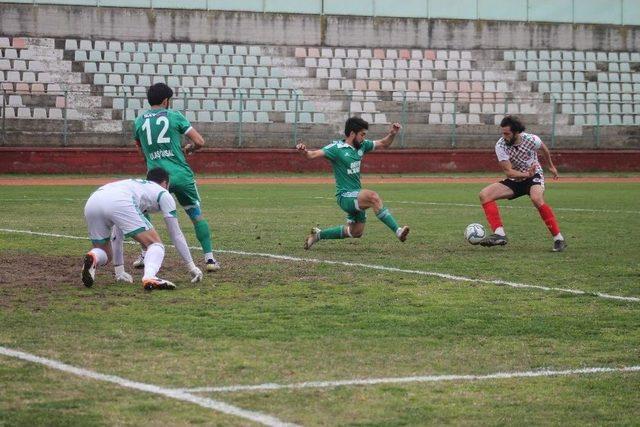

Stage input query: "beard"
[
  {"left": 353, "top": 140, "right": 362, "bottom": 149},
  {"left": 505, "top": 135, "right": 517, "bottom": 146}
]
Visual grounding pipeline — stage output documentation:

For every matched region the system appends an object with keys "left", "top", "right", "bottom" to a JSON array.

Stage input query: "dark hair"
[
  {"left": 500, "top": 115, "right": 526, "bottom": 133},
  {"left": 147, "top": 83, "right": 174, "bottom": 106},
  {"left": 344, "top": 116, "right": 369, "bottom": 137},
  {"left": 146, "top": 167, "right": 170, "bottom": 185}
]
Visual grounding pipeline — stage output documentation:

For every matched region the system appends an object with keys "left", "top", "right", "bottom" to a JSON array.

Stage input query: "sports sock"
[
  {"left": 89, "top": 248, "right": 108, "bottom": 266},
  {"left": 482, "top": 201, "right": 504, "bottom": 234},
  {"left": 193, "top": 219, "right": 213, "bottom": 254},
  {"left": 319, "top": 226, "right": 345, "bottom": 239},
  {"left": 376, "top": 206, "right": 400, "bottom": 233},
  {"left": 204, "top": 251, "right": 214, "bottom": 261},
  {"left": 142, "top": 242, "right": 165, "bottom": 281},
  {"left": 537, "top": 204, "right": 561, "bottom": 236}
]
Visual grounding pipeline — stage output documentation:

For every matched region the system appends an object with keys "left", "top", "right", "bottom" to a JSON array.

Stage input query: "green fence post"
[
  {"left": 400, "top": 91, "right": 407, "bottom": 147},
  {"left": 595, "top": 97, "right": 600, "bottom": 148},
  {"left": 451, "top": 95, "right": 457, "bottom": 148},
  {"left": 1, "top": 88, "right": 5, "bottom": 146},
  {"left": 122, "top": 90, "right": 128, "bottom": 146},
  {"left": 292, "top": 92, "right": 299, "bottom": 146},
  {"left": 550, "top": 96, "right": 557, "bottom": 148},
  {"left": 237, "top": 91, "right": 244, "bottom": 148},
  {"left": 63, "top": 90, "right": 68, "bottom": 147}
]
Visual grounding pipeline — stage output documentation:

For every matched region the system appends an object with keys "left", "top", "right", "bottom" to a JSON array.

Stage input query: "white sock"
[
  {"left": 143, "top": 243, "right": 165, "bottom": 281},
  {"left": 553, "top": 233, "right": 564, "bottom": 241},
  {"left": 89, "top": 248, "right": 108, "bottom": 266},
  {"left": 494, "top": 227, "right": 506, "bottom": 236},
  {"left": 204, "top": 252, "right": 214, "bottom": 262}
]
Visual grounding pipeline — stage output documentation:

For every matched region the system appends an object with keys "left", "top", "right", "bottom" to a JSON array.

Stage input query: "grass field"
[{"left": 1, "top": 178, "right": 639, "bottom": 426}]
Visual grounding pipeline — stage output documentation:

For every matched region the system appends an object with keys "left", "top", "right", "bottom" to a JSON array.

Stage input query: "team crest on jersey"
[{"left": 357, "top": 149, "right": 364, "bottom": 156}]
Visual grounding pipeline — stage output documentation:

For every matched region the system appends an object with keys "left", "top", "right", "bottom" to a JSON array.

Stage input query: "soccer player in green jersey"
[
  {"left": 296, "top": 117, "right": 409, "bottom": 249},
  {"left": 133, "top": 83, "right": 220, "bottom": 271}
]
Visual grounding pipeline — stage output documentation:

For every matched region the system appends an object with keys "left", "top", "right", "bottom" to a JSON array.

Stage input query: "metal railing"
[{"left": 1, "top": 88, "right": 637, "bottom": 149}]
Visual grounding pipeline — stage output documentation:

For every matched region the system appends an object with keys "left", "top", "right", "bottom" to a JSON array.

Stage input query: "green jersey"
[
  {"left": 322, "top": 139, "right": 375, "bottom": 197},
  {"left": 134, "top": 108, "right": 194, "bottom": 185}
]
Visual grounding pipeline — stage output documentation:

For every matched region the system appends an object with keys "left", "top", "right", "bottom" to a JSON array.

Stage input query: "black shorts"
[{"left": 499, "top": 174, "right": 544, "bottom": 199}]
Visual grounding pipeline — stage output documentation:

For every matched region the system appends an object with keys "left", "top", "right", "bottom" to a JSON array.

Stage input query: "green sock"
[
  {"left": 319, "top": 226, "right": 345, "bottom": 240},
  {"left": 376, "top": 206, "right": 399, "bottom": 233},
  {"left": 193, "top": 219, "right": 213, "bottom": 253}
]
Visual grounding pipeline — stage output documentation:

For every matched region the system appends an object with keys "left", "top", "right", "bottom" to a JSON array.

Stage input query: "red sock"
[
  {"left": 537, "top": 204, "right": 560, "bottom": 236},
  {"left": 482, "top": 201, "right": 503, "bottom": 232}
]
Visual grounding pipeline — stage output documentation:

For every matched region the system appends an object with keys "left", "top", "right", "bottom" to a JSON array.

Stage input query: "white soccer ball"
[{"left": 464, "top": 223, "right": 486, "bottom": 245}]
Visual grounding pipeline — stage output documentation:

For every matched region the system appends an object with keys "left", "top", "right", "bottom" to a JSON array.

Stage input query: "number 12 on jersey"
[{"left": 141, "top": 116, "right": 170, "bottom": 145}]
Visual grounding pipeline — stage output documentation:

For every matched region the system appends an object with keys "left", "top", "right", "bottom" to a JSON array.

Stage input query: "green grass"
[{"left": 1, "top": 179, "right": 639, "bottom": 425}]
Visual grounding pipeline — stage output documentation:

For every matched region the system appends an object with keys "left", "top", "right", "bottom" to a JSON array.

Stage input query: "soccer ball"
[{"left": 464, "top": 223, "right": 486, "bottom": 245}]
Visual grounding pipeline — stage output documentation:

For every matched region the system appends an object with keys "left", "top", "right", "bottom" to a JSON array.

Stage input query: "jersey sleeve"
[
  {"left": 157, "top": 191, "right": 177, "bottom": 218},
  {"left": 495, "top": 141, "right": 510, "bottom": 162},
  {"left": 362, "top": 139, "right": 375, "bottom": 153},
  {"left": 172, "top": 111, "right": 193, "bottom": 135},
  {"left": 322, "top": 143, "right": 338, "bottom": 161}
]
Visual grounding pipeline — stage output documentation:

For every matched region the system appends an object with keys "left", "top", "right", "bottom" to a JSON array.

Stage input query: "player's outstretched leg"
[
  {"left": 304, "top": 225, "right": 346, "bottom": 249},
  {"left": 82, "top": 246, "right": 109, "bottom": 288}
]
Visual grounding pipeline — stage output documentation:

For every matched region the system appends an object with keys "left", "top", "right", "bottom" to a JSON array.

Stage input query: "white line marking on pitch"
[
  {"left": 1, "top": 228, "right": 638, "bottom": 303},
  {"left": 177, "top": 365, "right": 640, "bottom": 393},
  {"left": 3, "top": 196, "right": 639, "bottom": 215},
  {"left": 312, "top": 197, "right": 640, "bottom": 215},
  {"left": 0, "top": 346, "right": 297, "bottom": 427}
]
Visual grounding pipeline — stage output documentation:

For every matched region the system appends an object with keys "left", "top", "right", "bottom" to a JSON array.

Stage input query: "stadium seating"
[{"left": 1, "top": 36, "right": 640, "bottom": 148}]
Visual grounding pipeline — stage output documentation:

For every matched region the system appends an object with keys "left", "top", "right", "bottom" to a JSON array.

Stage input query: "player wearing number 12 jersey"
[{"left": 133, "top": 83, "right": 220, "bottom": 271}]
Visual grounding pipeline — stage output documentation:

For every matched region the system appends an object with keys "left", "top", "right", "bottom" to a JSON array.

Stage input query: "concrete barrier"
[{"left": 1, "top": 147, "right": 639, "bottom": 174}]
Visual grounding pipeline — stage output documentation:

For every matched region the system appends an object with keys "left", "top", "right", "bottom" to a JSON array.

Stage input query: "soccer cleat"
[
  {"left": 81, "top": 252, "right": 97, "bottom": 288},
  {"left": 304, "top": 227, "right": 321, "bottom": 250},
  {"left": 142, "top": 278, "right": 176, "bottom": 291},
  {"left": 396, "top": 226, "right": 410, "bottom": 242},
  {"left": 206, "top": 258, "right": 221, "bottom": 272},
  {"left": 132, "top": 253, "right": 145, "bottom": 269},
  {"left": 479, "top": 233, "right": 508, "bottom": 247},
  {"left": 553, "top": 239, "right": 567, "bottom": 252}
]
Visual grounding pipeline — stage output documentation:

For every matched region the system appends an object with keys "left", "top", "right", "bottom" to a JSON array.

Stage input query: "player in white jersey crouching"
[{"left": 82, "top": 167, "right": 203, "bottom": 290}]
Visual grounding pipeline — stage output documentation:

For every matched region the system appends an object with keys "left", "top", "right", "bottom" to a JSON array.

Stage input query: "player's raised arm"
[
  {"left": 374, "top": 123, "right": 402, "bottom": 149},
  {"left": 183, "top": 128, "right": 205, "bottom": 155},
  {"left": 538, "top": 141, "right": 559, "bottom": 180},
  {"left": 296, "top": 142, "right": 325, "bottom": 160}
]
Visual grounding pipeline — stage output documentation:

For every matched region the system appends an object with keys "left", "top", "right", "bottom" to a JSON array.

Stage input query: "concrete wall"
[
  {"left": 1, "top": 3, "right": 639, "bottom": 50},
  {"left": 2, "top": 148, "right": 639, "bottom": 174}
]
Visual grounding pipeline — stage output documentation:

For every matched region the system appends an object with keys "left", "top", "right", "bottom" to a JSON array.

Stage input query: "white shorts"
[{"left": 84, "top": 189, "right": 152, "bottom": 243}]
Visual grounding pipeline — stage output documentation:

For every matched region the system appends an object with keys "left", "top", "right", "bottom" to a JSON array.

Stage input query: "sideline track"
[{"left": 0, "top": 228, "right": 638, "bottom": 303}]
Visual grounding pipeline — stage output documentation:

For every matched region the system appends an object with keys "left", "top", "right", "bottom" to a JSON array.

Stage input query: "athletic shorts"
[
  {"left": 84, "top": 190, "right": 152, "bottom": 243},
  {"left": 337, "top": 192, "right": 366, "bottom": 223},
  {"left": 169, "top": 179, "right": 201, "bottom": 210},
  {"left": 499, "top": 173, "right": 545, "bottom": 199}
]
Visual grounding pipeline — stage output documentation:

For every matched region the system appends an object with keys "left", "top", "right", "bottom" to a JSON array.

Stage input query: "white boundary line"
[
  {"left": 0, "top": 346, "right": 297, "bottom": 427},
  {"left": 3, "top": 196, "right": 639, "bottom": 215},
  {"left": 312, "top": 197, "right": 640, "bottom": 215},
  {"left": 178, "top": 365, "right": 640, "bottom": 393},
  {"left": 1, "top": 228, "right": 638, "bottom": 303}
]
